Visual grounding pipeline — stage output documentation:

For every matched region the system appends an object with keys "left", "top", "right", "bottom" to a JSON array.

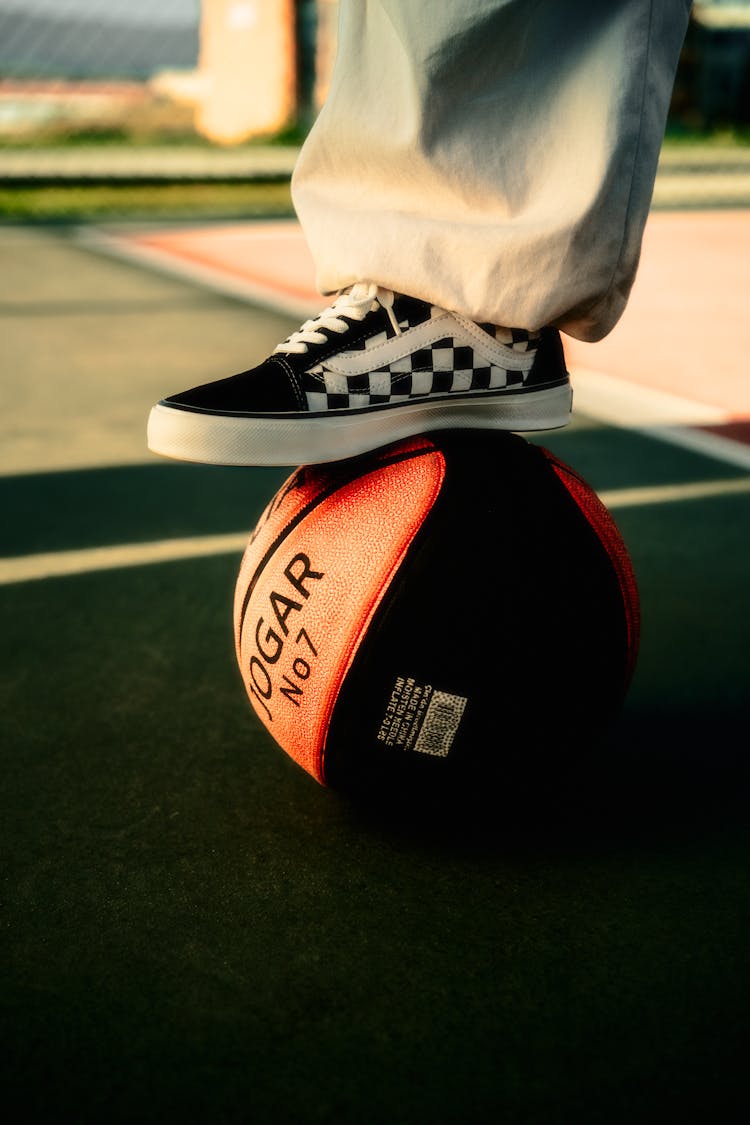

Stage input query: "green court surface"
[{"left": 2, "top": 227, "right": 750, "bottom": 1124}]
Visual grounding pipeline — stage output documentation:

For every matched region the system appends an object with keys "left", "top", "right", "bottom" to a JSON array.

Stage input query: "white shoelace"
[{"left": 273, "top": 282, "right": 401, "bottom": 355}]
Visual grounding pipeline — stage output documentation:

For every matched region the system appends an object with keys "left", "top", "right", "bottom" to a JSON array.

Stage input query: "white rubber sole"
[{"left": 147, "top": 383, "right": 573, "bottom": 467}]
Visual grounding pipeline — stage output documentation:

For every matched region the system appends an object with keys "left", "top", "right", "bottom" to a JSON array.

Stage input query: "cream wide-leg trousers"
[{"left": 292, "top": 0, "right": 691, "bottom": 342}]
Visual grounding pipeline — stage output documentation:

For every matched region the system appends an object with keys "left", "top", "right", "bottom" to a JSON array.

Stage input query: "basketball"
[{"left": 233, "top": 430, "right": 640, "bottom": 793}]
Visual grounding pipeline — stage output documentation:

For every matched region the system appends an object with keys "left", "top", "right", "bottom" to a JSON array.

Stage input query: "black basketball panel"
[{"left": 323, "top": 431, "right": 631, "bottom": 792}]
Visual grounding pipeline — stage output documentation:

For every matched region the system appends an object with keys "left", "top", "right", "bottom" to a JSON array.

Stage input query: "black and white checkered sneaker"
[{"left": 147, "top": 283, "right": 572, "bottom": 466}]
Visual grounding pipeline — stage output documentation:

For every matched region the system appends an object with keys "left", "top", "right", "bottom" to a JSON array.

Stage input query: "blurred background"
[
  {"left": 0, "top": 0, "right": 337, "bottom": 220},
  {"left": 0, "top": 0, "right": 748, "bottom": 220}
]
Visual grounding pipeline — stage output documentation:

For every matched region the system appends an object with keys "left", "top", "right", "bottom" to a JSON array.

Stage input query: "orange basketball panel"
[{"left": 235, "top": 441, "right": 446, "bottom": 783}]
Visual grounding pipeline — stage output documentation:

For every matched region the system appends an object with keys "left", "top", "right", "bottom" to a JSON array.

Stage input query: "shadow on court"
[{"left": 1, "top": 462, "right": 287, "bottom": 557}]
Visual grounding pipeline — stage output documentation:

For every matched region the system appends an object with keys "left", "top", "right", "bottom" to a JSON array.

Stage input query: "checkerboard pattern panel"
[{"left": 303, "top": 337, "right": 527, "bottom": 412}]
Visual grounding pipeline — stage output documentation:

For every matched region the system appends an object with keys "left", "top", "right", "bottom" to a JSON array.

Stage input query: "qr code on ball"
[{"left": 413, "top": 690, "right": 467, "bottom": 757}]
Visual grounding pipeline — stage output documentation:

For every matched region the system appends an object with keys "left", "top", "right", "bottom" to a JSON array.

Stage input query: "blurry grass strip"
[
  {"left": 2, "top": 476, "right": 750, "bottom": 586},
  {"left": 0, "top": 181, "right": 294, "bottom": 220}
]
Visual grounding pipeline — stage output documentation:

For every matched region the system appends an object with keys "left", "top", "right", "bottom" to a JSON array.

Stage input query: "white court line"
[
  {"left": 570, "top": 366, "right": 750, "bottom": 472},
  {"left": 569, "top": 365, "right": 729, "bottom": 427},
  {"left": 599, "top": 474, "right": 750, "bottom": 510},
  {"left": 634, "top": 423, "right": 750, "bottom": 472},
  {"left": 2, "top": 475, "right": 749, "bottom": 586},
  {"left": 0, "top": 531, "right": 249, "bottom": 586}
]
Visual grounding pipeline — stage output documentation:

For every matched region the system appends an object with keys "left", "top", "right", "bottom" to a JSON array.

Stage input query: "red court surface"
[{"left": 90, "top": 210, "right": 750, "bottom": 450}]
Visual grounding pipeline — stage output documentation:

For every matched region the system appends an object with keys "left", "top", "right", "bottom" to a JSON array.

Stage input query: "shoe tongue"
[{"left": 344, "top": 282, "right": 379, "bottom": 304}]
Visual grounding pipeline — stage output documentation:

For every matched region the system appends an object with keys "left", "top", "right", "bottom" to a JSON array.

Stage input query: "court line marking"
[
  {"left": 77, "top": 225, "right": 326, "bottom": 320},
  {"left": 598, "top": 474, "right": 750, "bottom": 510},
  {"left": 2, "top": 475, "right": 749, "bottom": 586},
  {"left": 0, "top": 531, "right": 249, "bottom": 586},
  {"left": 569, "top": 366, "right": 729, "bottom": 427},
  {"left": 634, "top": 423, "right": 750, "bottom": 472},
  {"left": 570, "top": 366, "right": 750, "bottom": 471}
]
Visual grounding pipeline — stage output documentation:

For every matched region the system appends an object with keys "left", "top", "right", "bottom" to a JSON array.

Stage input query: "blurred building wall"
[{"left": 195, "top": 0, "right": 297, "bottom": 144}]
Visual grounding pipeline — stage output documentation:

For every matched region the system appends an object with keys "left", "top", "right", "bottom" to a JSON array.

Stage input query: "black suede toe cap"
[{"left": 164, "top": 358, "right": 303, "bottom": 415}]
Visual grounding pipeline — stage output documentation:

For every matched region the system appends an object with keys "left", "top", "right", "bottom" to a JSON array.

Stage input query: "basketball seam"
[
  {"left": 238, "top": 444, "right": 439, "bottom": 636},
  {"left": 544, "top": 450, "right": 641, "bottom": 688}
]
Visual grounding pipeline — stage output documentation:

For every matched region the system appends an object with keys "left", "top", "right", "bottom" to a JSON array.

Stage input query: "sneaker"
[{"left": 147, "top": 282, "right": 571, "bottom": 466}]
